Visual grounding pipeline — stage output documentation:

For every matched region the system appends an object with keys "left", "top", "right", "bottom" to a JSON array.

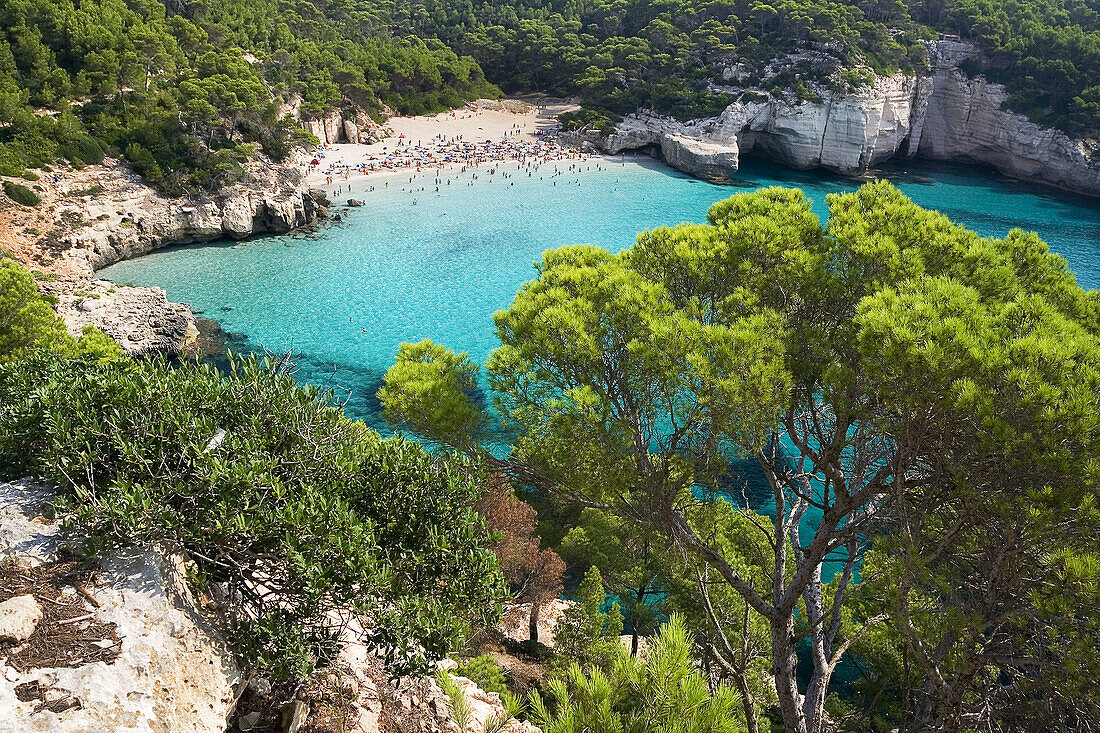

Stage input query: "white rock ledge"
[{"left": 0, "top": 481, "right": 239, "bottom": 733}]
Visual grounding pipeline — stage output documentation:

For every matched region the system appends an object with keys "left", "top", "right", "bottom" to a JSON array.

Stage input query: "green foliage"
[
  {"left": 553, "top": 567, "right": 626, "bottom": 673},
  {"left": 559, "top": 509, "right": 663, "bottom": 654},
  {"left": 0, "top": 259, "right": 66, "bottom": 359},
  {"left": 0, "top": 0, "right": 499, "bottom": 192},
  {"left": 454, "top": 654, "right": 509, "bottom": 696},
  {"left": 438, "top": 669, "right": 518, "bottom": 733},
  {"left": 530, "top": 615, "right": 745, "bottom": 733},
  {"left": 2, "top": 180, "right": 39, "bottom": 206},
  {"left": 0, "top": 351, "right": 507, "bottom": 680},
  {"left": 912, "top": 0, "right": 1100, "bottom": 136},
  {"left": 408, "top": 0, "right": 920, "bottom": 119},
  {"left": 0, "top": 259, "right": 119, "bottom": 364},
  {"left": 381, "top": 181, "right": 1100, "bottom": 731},
  {"left": 379, "top": 339, "right": 489, "bottom": 450}
]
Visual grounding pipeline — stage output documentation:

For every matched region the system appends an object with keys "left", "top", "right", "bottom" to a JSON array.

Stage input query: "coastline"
[
  {"left": 0, "top": 97, "right": 615, "bottom": 358},
  {"left": 8, "top": 89, "right": 1100, "bottom": 360}
]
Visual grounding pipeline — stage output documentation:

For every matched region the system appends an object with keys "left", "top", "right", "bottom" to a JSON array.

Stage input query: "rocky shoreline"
[
  {"left": 2, "top": 156, "right": 329, "bottom": 357},
  {"left": 570, "top": 39, "right": 1100, "bottom": 197}
]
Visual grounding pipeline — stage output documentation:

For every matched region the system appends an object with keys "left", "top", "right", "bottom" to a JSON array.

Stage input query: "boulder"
[
  {"left": 344, "top": 119, "right": 360, "bottom": 144},
  {"left": 221, "top": 192, "right": 258, "bottom": 239},
  {"left": 58, "top": 280, "right": 199, "bottom": 357},
  {"left": 660, "top": 134, "right": 739, "bottom": 181},
  {"left": 0, "top": 595, "right": 43, "bottom": 643},
  {"left": 323, "top": 113, "right": 343, "bottom": 145}
]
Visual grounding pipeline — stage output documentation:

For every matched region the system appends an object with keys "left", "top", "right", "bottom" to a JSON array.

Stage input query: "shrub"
[
  {"left": 551, "top": 567, "right": 625, "bottom": 674},
  {"left": 455, "top": 655, "right": 509, "bottom": 696},
  {"left": 0, "top": 351, "right": 508, "bottom": 680},
  {"left": 530, "top": 616, "right": 744, "bottom": 733},
  {"left": 3, "top": 181, "right": 40, "bottom": 206},
  {"left": 0, "top": 260, "right": 69, "bottom": 360}
]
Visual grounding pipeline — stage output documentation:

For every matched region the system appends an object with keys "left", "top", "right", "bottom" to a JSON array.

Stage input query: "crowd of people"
[{"left": 309, "top": 129, "right": 596, "bottom": 185}]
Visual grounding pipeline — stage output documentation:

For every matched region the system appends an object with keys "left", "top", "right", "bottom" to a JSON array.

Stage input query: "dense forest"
[
  {"left": 405, "top": 0, "right": 1100, "bottom": 132},
  {"left": 0, "top": 0, "right": 499, "bottom": 193},
  {"left": 2, "top": 0, "right": 1099, "bottom": 193}
]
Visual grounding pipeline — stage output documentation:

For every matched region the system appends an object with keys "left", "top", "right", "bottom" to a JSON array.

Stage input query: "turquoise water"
[{"left": 101, "top": 156, "right": 1100, "bottom": 432}]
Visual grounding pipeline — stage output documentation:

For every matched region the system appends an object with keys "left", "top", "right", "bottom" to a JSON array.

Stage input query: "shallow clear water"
[{"left": 101, "top": 156, "right": 1100, "bottom": 431}]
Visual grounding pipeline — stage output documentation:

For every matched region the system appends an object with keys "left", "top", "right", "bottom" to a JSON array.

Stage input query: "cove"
[{"left": 100, "top": 156, "right": 1100, "bottom": 432}]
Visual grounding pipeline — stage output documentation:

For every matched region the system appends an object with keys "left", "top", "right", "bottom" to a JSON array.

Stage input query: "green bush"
[
  {"left": 0, "top": 260, "right": 82, "bottom": 360},
  {"left": 530, "top": 615, "right": 744, "bottom": 733},
  {"left": 0, "top": 351, "right": 508, "bottom": 680},
  {"left": 3, "top": 181, "right": 40, "bottom": 206},
  {"left": 455, "top": 655, "right": 509, "bottom": 696},
  {"left": 551, "top": 567, "right": 625, "bottom": 674}
]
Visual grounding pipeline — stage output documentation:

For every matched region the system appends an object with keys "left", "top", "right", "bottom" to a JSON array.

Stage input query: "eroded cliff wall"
[
  {"left": 915, "top": 40, "right": 1100, "bottom": 196},
  {"left": 596, "top": 40, "right": 1100, "bottom": 197}
]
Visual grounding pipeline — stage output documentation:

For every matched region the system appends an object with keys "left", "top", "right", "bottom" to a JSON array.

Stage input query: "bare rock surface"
[
  {"left": 0, "top": 596, "right": 43, "bottom": 644},
  {"left": 915, "top": 40, "right": 1100, "bottom": 196},
  {"left": 303, "top": 110, "right": 387, "bottom": 145},
  {"left": 53, "top": 280, "right": 200, "bottom": 357},
  {"left": 498, "top": 599, "right": 574, "bottom": 648},
  {"left": 593, "top": 40, "right": 1100, "bottom": 197},
  {"left": 0, "top": 480, "right": 239, "bottom": 733}
]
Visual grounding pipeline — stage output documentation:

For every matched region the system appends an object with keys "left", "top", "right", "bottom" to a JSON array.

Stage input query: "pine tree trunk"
[
  {"left": 772, "top": 616, "right": 809, "bottom": 733},
  {"left": 529, "top": 599, "right": 541, "bottom": 644},
  {"left": 731, "top": 668, "right": 761, "bottom": 733}
]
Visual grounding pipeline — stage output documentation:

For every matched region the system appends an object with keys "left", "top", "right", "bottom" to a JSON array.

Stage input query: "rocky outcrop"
[
  {"left": 55, "top": 280, "right": 200, "bottom": 357},
  {"left": 303, "top": 110, "right": 386, "bottom": 145},
  {"left": 737, "top": 72, "right": 928, "bottom": 172},
  {"left": 914, "top": 40, "right": 1100, "bottom": 196},
  {"left": 598, "top": 72, "right": 926, "bottom": 179},
  {"left": 0, "top": 480, "right": 240, "bottom": 733},
  {"left": 8, "top": 156, "right": 328, "bottom": 356},
  {"left": 73, "top": 160, "right": 329, "bottom": 274},
  {"left": 594, "top": 40, "right": 1100, "bottom": 197}
]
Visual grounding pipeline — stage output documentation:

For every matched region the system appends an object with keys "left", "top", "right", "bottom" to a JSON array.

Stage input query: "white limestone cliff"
[
  {"left": 596, "top": 40, "right": 1100, "bottom": 197},
  {"left": 914, "top": 40, "right": 1100, "bottom": 197},
  {"left": 600, "top": 71, "right": 925, "bottom": 179}
]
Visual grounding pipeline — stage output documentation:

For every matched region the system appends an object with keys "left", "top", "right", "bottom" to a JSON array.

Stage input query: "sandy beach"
[{"left": 303, "top": 97, "right": 613, "bottom": 195}]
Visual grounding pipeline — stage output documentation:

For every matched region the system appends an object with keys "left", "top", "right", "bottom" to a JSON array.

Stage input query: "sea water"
[
  {"left": 100, "top": 156, "right": 1100, "bottom": 430},
  {"left": 100, "top": 155, "right": 1100, "bottom": 610}
]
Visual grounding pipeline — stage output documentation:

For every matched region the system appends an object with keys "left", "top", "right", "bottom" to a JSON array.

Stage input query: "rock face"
[
  {"left": 73, "top": 160, "right": 329, "bottom": 275},
  {"left": 0, "top": 480, "right": 240, "bottom": 733},
  {"left": 599, "top": 72, "right": 926, "bottom": 179},
  {"left": 55, "top": 280, "right": 200, "bottom": 357},
  {"left": 738, "top": 72, "right": 928, "bottom": 172},
  {"left": 303, "top": 110, "right": 385, "bottom": 145},
  {"left": 594, "top": 40, "right": 1100, "bottom": 197},
  {"left": 914, "top": 40, "right": 1100, "bottom": 196},
  {"left": 322, "top": 614, "right": 538, "bottom": 733},
  {"left": 499, "top": 599, "right": 574, "bottom": 647}
]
